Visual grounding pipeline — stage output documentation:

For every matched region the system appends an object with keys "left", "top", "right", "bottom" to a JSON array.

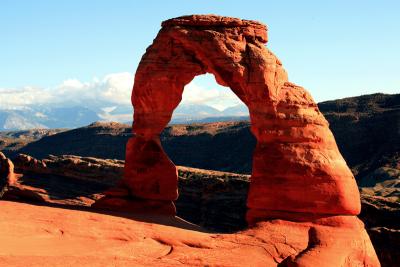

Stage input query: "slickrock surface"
[{"left": 0, "top": 201, "right": 379, "bottom": 267}]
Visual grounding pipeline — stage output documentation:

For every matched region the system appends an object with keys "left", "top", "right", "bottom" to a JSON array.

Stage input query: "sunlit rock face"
[
  {"left": 93, "top": 15, "right": 380, "bottom": 266},
  {"left": 103, "top": 14, "right": 360, "bottom": 219}
]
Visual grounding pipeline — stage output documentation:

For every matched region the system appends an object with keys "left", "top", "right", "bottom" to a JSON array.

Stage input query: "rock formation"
[
  {"left": 96, "top": 15, "right": 360, "bottom": 220},
  {"left": 93, "top": 14, "right": 379, "bottom": 265},
  {"left": 14, "top": 153, "right": 123, "bottom": 186},
  {"left": 0, "top": 152, "right": 16, "bottom": 197}
]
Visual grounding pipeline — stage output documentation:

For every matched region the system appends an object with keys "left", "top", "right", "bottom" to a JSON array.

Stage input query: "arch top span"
[
  {"left": 96, "top": 14, "right": 361, "bottom": 225},
  {"left": 161, "top": 14, "right": 268, "bottom": 43},
  {"left": 132, "top": 14, "right": 287, "bottom": 137}
]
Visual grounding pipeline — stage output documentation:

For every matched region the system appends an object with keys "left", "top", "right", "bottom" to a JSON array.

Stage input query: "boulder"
[{"left": 0, "top": 152, "right": 16, "bottom": 197}]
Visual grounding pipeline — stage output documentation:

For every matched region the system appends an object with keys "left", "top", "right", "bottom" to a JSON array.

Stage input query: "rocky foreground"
[
  {"left": 1, "top": 153, "right": 398, "bottom": 266},
  {"left": 0, "top": 200, "right": 379, "bottom": 267}
]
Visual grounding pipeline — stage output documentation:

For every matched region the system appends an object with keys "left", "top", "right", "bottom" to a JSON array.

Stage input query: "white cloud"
[
  {"left": 0, "top": 86, "right": 53, "bottom": 109},
  {"left": 59, "top": 79, "right": 85, "bottom": 89},
  {"left": 52, "top": 72, "right": 133, "bottom": 106},
  {"left": 182, "top": 83, "right": 220, "bottom": 104},
  {"left": 97, "top": 73, "right": 133, "bottom": 104},
  {"left": 182, "top": 80, "right": 243, "bottom": 111},
  {"left": 0, "top": 72, "right": 134, "bottom": 110},
  {"left": 0, "top": 72, "right": 243, "bottom": 112}
]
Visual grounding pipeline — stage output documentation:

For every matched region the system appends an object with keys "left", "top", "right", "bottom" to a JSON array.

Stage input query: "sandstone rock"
[
  {"left": 100, "top": 14, "right": 361, "bottom": 224},
  {"left": 2, "top": 154, "right": 113, "bottom": 206},
  {"left": 13, "top": 153, "right": 47, "bottom": 173},
  {"left": 0, "top": 201, "right": 380, "bottom": 267},
  {"left": 0, "top": 152, "right": 16, "bottom": 197},
  {"left": 14, "top": 153, "right": 124, "bottom": 186},
  {"left": 1, "top": 154, "right": 386, "bottom": 265},
  {"left": 90, "top": 14, "right": 379, "bottom": 265}
]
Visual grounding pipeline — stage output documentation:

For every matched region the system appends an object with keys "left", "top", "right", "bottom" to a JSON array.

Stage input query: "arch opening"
[
  {"left": 163, "top": 73, "right": 252, "bottom": 173},
  {"left": 163, "top": 74, "right": 253, "bottom": 231},
  {"left": 172, "top": 73, "right": 249, "bottom": 122}
]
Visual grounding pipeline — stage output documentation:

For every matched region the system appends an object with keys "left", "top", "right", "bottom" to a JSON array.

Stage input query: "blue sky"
[{"left": 0, "top": 0, "right": 399, "bottom": 108}]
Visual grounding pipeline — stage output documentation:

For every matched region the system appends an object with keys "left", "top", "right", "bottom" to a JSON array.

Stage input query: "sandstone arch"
[{"left": 97, "top": 15, "right": 361, "bottom": 224}]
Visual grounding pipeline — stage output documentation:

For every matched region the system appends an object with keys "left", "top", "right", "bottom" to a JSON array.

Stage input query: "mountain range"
[
  {"left": 0, "top": 106, "right": 99, "bottom": 130},
  {"left": 0, "top": 102, "right": 250, "bottom": 130},
  {"left": 1, "top": 93, "right": 398, "bottom": 184}
]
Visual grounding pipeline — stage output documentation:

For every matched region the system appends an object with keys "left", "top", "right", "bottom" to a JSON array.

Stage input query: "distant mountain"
[
  {"left": 221, "top": 104, "right": 249, "bottom": 116},
  {"left": 175, "top": 103, "right": 221, "bottom": 115},
  {"left": 0, "top": 106, "right": 101, "bottom": 131},
  {"left": 178, "top": 116, "right": 249, "bottom": 124},
  {"left": 34, "top": 106, "right": 101, "bottom": 129},
  {"left": 2, "top": 93, "right": 398, "bottom": 180},
  {"left": 171, "top": 104, "right": 249, "bottom": 124},
  {"left": 171, "top": 104, "right": 223, "bottom": 124},
  {"left": 0, "top": 103, "right": 251, "bottom": 130},
  {"left": 170, "top": 104, "right": 249, "bottom": 124},
  {"left": 0, "top": 110, "right": 47, "bottom": 130}
]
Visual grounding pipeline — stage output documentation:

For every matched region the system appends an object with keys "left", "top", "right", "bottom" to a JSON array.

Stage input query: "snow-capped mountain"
[
  {"left": 0, "top": 106, "right": 100, "bottom": 130},
  {"left": 0, "top": 103, "right": 249, "bottom": 131}
]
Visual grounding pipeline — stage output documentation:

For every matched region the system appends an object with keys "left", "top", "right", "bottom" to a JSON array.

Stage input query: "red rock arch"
[{"left": 96, "top": 15, "right": 361, "bottom": 225}]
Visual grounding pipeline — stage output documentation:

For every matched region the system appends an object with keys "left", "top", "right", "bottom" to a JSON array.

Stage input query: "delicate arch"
[{"left": 95, "top": 15, "right": 361, "bottom": 225}]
